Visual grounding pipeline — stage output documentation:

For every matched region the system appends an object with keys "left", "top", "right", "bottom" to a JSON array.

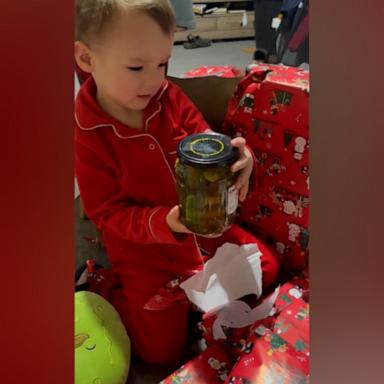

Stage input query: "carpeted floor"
[{"left": 75, "top": 197, "right": 109, "bottom": 271}]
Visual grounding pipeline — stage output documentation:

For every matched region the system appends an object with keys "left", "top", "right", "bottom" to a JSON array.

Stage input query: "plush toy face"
[{"left": 75, "top": 291, "right": 131, "bottom": 384}]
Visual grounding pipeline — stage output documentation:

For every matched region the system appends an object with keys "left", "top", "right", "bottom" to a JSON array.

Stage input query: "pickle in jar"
[{"left": 175, "top": 133, "right": 239, "bottom": 236}]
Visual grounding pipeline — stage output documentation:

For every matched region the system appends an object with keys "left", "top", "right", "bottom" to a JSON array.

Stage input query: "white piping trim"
[
  {"left": 148, "top": 207, "right": 162, "bottom": 242},
  {"left": 76, "top": 113, "right": 176, "bottom": 182},
  {"left": 198, "top": 246, "right": 210, "bottom": 255},
  {"left": 192, "top": 235, "right": 206, "bottom": 267},
  {"left": 77, "top": 123, "right": 180, "bottom": 236},
  {"left": 144, "top": 103, "right": 162, "bottom": 132},
  {"left": 76, "top": 103, "right": 162, "bottom": 140},
  {"left": 149, "top": 209, "right": 205, "bottom": 267},
  {"left": 75, "top": 81, "right": 168, "bottom": 136},
  {"left": 157, "top": 80, "right": 169, "bottom": 101},
  {"left": 150, "top": 208, "right": 205, "bottom": 266},
  {"left": 75, "top": 113, "right": 111, "bottom": 131}
]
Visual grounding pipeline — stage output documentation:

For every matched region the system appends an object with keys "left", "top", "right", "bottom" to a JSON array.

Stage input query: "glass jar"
[{"left": 175, "top": 133, "right": 239, "bottom": 236}]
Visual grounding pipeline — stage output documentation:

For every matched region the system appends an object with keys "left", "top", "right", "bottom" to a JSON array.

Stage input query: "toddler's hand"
[
  {"left": 166, "top": 205, "right": 192, "bottom": 234},
  {"left": 230, "top": 137, "right": 254, "bottom": 202},
  {"left": 166, "top": 206, "right": 223, "bottom": 237}
]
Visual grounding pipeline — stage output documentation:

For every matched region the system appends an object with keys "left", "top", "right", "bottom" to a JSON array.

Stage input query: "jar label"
[{"left": 226, "top": 185, "right": 238, "bottom": 215}]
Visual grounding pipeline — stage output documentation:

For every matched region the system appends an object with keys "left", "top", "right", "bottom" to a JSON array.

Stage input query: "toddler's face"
[{"left": 90, "top": 10, "right": 173, "bottom": 111}]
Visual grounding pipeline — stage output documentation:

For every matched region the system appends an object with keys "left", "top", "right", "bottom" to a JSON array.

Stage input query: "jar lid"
[{"left": 177, "top": 133, "right": 238, "bottom": 165}]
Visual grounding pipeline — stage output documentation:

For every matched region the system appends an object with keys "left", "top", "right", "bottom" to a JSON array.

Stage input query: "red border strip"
[{"left": 1, "top": 2, "right": 74, "bottom": 382}]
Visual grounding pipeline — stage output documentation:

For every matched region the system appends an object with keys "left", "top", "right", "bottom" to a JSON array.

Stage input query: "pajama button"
[{"left": 149, "top": 144, "right": 155, "bottom": 150}]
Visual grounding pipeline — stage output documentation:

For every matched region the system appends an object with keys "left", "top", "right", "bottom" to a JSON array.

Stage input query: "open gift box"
[{"left": 161, "top": 278, "right": 310, "bottom": 384}]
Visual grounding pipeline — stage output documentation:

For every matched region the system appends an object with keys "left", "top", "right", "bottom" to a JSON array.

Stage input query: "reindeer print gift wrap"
[{"left": 223, "top": 64, "right": 309, "bottom": 272}]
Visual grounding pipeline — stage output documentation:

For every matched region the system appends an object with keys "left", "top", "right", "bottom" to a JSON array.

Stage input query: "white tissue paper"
[
  {"left": 180, "top": 243, "right": 263, "bottom": 313},
  {"left": 212, "top": 287, "right": 280, "bottom": 340}
]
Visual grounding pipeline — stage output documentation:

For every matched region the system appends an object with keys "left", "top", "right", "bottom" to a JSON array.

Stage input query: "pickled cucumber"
[
  {"left": 175, "top": 133, "right": 239, "bottom": 236},
  {"left": 203, "top": 167, "right": 227, "bottom": 182}
]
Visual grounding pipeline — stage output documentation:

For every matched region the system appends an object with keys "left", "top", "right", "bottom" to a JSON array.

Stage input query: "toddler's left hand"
[{"left": 230, "top": 137, "right": 254, "bottom": 202}]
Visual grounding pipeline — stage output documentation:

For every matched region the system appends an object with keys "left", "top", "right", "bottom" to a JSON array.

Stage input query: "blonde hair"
[{"left": 75, "top": 0, "right": 175, "bottom": 44}]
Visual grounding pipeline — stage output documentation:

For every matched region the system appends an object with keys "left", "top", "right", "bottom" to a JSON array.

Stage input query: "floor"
[
  {"left": 169, "top": 38, "right": 256, "bottom": 77},
  {"left": 75, "top": 38, "right": 257, "bottom": 383}
]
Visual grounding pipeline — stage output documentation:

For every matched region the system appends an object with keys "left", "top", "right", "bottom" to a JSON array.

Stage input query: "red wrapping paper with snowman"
[{"left": 222, "top": 64, "right": 310, "bottom": 272}]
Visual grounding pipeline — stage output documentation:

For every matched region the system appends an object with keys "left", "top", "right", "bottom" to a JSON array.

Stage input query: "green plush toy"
[{"left": 75, "top": 291, "right": 131, "bottom": 384}]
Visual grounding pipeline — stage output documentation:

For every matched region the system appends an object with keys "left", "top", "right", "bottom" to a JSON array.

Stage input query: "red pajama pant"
[{"left": 110, "top": 224, "right": 279, "bottom": 366}]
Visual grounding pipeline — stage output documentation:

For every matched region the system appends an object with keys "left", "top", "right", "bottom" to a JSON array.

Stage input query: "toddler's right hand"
[{"left": 166, "top": 205, "right": 192, "bottom": 234}]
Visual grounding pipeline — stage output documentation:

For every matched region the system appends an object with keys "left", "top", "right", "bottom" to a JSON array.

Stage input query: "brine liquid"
[{"left": 175, "top": 161, "right": 238, "bottom": 236}]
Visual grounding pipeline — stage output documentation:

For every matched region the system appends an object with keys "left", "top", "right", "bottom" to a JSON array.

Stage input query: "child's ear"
[{"left": 75, "top": 41, "right": 93, "bottom": 73}]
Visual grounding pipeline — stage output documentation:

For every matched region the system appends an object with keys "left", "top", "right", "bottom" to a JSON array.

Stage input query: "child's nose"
[{"left": 144, "top": 68, "right": 164, "bottom": 90}]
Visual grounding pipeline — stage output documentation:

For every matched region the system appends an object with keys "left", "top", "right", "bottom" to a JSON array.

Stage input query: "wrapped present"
[
  {"left": 198, "top": 280, "right": 309, "bottom": 356},
  {"left": 225, "top": 65, "right": 309, "bottom": 135},
  {"left": 185, "top": 66, "right": 243, "bottom": 78},
  {"left": 251, "top": 149, "right": 309, "bottom": 197},
  {"left": 273, "top": 300, "right": 309, "bottom": 357},
  {"left": 267, "top": 278, "right": 309, "bottom": 314},
  {"left": 199, "top": 311, "right": 278, "bottom": 361},
  {"left": 227, "top": 282, "right": 310, "bottom": 383},
  {"left": 252, "top": 180, "right": 309, "bottom": 227},
  {"left": 164, "top": 280, "right": 310, "bottom": 383},
  {"left": 225, "top": 325, "right": 309, "bottom": 384},
  {"left": 222, "top": 64, "right": 309, "bottom": 272},
  {"left": 160, "top": 344, "right": 234, "bottom": 384}
]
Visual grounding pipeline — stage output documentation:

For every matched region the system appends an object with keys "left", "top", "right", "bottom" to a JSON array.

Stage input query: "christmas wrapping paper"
[
  {"left": 272, "top": 300, "right": 309, "bottom": 357},
  {"left": 222, "top": 64, "right": 309, "bottom": 272},
  {"left": 160, "top": 344, "right": 234, "bottom": 384},
  {"left": 185, "top": 66, "right": 242, "bottom": 78},
  {"left": 226, "top": 282, "right": 310, "bottom": 383},
  {"left": 225, "top": 325, "right": 309, "bottom": 384},
  {"left": 162, "top": 279, "right": 310, "bottom": 383},
  {"left": 271, "top": 278, "right": 309, "bottom": 313},
  {"left": 199, "top": 280, "right": 309, "bottom": 353}
]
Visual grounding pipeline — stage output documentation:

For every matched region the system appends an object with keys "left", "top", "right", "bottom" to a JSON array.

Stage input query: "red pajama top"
[{"left": 75, "top": 77, "right": 211, "bottom": 286}]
